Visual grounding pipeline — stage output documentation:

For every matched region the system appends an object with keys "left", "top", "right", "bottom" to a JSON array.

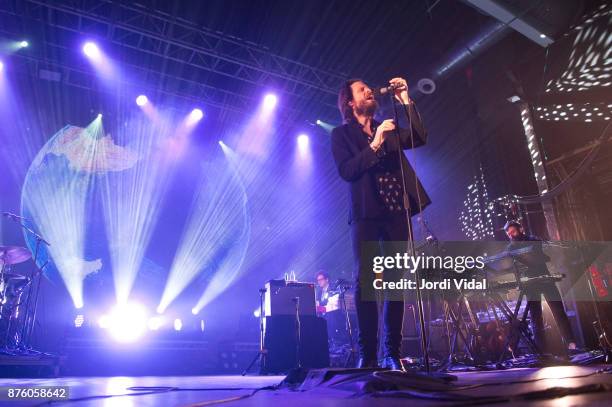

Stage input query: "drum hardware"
[
  {"left": 1, "top": 214, "right": 50, "bottom": 355},
  {"left": 0, "top": 246, "right": 33, "bottom": 352}
]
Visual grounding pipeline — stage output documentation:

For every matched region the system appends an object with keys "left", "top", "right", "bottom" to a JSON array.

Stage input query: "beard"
[{"left": 354, "top": 98, "right": 378, "bottom": 117}]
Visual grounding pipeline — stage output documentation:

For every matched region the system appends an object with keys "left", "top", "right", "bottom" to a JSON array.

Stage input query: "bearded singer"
[{"left": 331, "top": 77, "right": 430, "bottom": 370}]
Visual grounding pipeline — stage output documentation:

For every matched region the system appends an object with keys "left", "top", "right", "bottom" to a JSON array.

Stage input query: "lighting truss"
[{"left": 0, "top": 0, "right": 345, "bottom": 118}]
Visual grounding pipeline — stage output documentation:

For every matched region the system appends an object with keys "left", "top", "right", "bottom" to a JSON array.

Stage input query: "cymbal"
[{"left": 0, "top": 246, "right": 32, "bottom": 266}]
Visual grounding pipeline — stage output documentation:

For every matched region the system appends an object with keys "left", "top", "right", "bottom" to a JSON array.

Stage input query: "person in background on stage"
[
  {"left": 504, "top": 220, "right": 577, "bottom": 353},
  {"left": 315, "top": 270, "right": 331, "bottom": 309},
  {"left": 331, "top": 77, "right": 430, "bottom": 370}
]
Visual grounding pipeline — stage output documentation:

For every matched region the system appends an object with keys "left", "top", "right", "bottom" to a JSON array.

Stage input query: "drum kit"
[
  {"left": 0, "top": 245, "right": 32, "bottom": 350},
  {"left": 0, "top": 212, "right": 50, "bottom": 355}
]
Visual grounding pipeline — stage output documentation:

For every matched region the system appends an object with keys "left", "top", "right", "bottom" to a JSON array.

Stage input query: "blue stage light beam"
[
  {"left": 157, "top": 144, "right": 250, "bottom": 313},
  {"left": 293, "top": 133, "right": 313, "bottom": 178},
  {"left": 315, "top": 119, "right": 335, "bottom": 133},
  {"left": 20, "top": 117, "right": 106, "bottom": 308},
  {"left": 99, "top": 112, "right": 179, "bottom": 304},
  {"left": 82, "top": 41, "right": 117, "bottom": 81},
  {"left": 236, "top": 93, "right": 278, "bottom": 158}
]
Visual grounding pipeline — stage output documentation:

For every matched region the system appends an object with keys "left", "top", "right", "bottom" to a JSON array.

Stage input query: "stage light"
[
  {"left": 200, "top": 320, "right": 205, "bottom": 332},
  {"left": 297, "top": 134, "right": 310, "bottom": 149},
  {"left": 174, "top": 319, "right": 183, "bottom": 331},
  {"left": 189, "top": 108, "right": 203, "bottom": 122},
  {"left": 83, "top": 42, "right": 101, "bottom": 59},
  {"left": 315, "top": 119, "right": 334, "bottom": 133},
  {"left": 98, "top": 315, "right": 111, "bottom": 329},
  {"left": 148, "top": 316, "right": 163, "bottom": 331},
  {"left": 191, "top": 308, "right": 198, "bottom": 315},
  {"left": 74, "top": 314, "right": 84, "bottom": 328},
  {"left": 19, "top": 40, "right": 29, "bottom": 48},
  {"left": 97, "top": 113, "right": 102, "bottom": 119},
  {"left": 253, "top": 308, "right": 261, "bottom": 318},
  {"left": 0, "top": 61, "right": 3, "bottom": 71},
  {"left": 136, "top": 95, "right": 148, "bottom": 106},
  {"left": 263, "top": 94, "right": 277, "bottom": 109},
  {"left": 105, "top": 302, "right": 148, "bottom": 343}
]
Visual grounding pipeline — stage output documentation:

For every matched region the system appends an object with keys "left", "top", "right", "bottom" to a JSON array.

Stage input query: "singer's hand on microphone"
[
  {"left": 389, "top": 77, "right": 410, "bottom": 104},
  {"left": 370, "top": 119, "right": 395, "bottom": 151}
]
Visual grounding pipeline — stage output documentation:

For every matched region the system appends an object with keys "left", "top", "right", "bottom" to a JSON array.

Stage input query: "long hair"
[{"left": 337, "top": 78, "right": 362, "bottom": 123}]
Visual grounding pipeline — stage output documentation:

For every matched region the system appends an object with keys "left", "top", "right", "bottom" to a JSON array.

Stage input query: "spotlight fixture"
[
  {"left": 83, "top": 42, "right": 101, "bottom": 59},
  {"left": 136, "top": 95, "right": 148, "bottom": 106},
  {"left": 263, "top": 94, "right": 278, "bottom": 109},
  {"left": 19, "top": 40, "right": 29, "bottom": 48},
  {"left": 297, "top": 133, "right": 310, "bottom": 148},
  {"left": 174, "top": 319, "right": 183, "bottom": 331},
  {"left": 190, "top": 108, "right": 204, "bottom": 122}
]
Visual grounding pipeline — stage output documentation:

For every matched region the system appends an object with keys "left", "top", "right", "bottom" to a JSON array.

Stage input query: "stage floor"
[{"left": 1, "top": 365, "right": 611, "bottom": 406}]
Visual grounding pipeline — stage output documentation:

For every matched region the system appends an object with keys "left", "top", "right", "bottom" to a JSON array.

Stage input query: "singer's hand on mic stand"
[
  {"left": 389, "top": 77, "right": 410, "bottom": 104},
  {"left": 370, "top": 119, "right": 395, "bottom": 152}
]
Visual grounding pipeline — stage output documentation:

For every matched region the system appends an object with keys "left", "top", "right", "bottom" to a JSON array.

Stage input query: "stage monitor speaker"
[{"left": 263, "top": 315, "right": 329, "bottom": 374}]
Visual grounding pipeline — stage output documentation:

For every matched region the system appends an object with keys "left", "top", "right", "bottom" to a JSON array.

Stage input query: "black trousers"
[
  {"left": 526, "top": 282, "right": 575, "bottom": 350},
  {"left": 351, "top": 216, "right": 409, "bottom": 360}
]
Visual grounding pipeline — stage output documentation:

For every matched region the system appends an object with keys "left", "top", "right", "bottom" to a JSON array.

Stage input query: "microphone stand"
[{"left": 390, "top": 93, "right": 430, "bottom": 373}]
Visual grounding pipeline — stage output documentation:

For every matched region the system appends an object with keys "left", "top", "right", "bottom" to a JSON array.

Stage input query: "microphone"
[{"left": 373, "top": 82, "right": 406, "bottom": 97}]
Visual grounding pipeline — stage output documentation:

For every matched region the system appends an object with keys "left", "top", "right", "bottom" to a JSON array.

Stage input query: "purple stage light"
[
  {"left": 148, "top": 316, "right": 163, "bottom": 331},
  {"left": 136, "top": 95, "right": 148, "bottom": 106},
  {"left": 174, "top": 319, "right": 183, "bottom": 331},
  {"left": 263, "top": 94, "right": 278, "bottom": 109},
  {"left": 83, "top": 42, "right": 101, "bottom": 59},
  {"left": 297, "top": 133, "right": 310, "bottom": 149},
  {"left": 0, "top": 61, "right": 4, "bottom": 71},
  {"left": 105, "top": 302, "right": 148, "bottom": 343},
  {"left": 189, "top": 108, "right": 204, "bottom": 122}
]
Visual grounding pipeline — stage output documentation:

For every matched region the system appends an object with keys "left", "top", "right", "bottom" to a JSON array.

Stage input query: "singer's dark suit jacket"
[{"left": 331, "top": 102, "right": 431, "bottom": 223}]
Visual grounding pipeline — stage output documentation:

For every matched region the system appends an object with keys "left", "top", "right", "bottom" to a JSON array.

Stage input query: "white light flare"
[{"left": 105, "top": 302, "right": 148, "bottom": 343}]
